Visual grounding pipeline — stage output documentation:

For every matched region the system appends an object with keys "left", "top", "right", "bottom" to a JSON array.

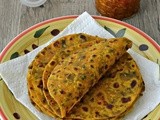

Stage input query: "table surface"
[
  {"left": 0, "top": 1, "right": 160, "bottom": 120},
  {"left": 0, "top": 0, "right": 160, "bottom": 52}
]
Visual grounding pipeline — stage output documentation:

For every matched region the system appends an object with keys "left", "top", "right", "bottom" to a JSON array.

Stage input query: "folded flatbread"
[
  {"left": 42, "top": 39, "right": 104, "bottom": 117},
  {"left": 47, "top": 37, "right": 132, "bottom": 117},
  {"left": 65, "top": 52, "right": 145, "bottom": 119},
  {"left": 27, "top": 33, "right": 106, "bottom": 117}
]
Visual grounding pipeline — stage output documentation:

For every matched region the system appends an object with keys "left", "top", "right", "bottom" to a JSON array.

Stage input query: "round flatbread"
[{"left": 65, "top": 52, "right": 145, "bottom": 119}]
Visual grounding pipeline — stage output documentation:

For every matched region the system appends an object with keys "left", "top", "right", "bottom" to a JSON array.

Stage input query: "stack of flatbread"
[{"left": 27, "top": 33, "right": 145, "bottom": 119}]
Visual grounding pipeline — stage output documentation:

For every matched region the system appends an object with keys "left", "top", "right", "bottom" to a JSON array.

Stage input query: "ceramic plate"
[{"left": 0, "top": 15, "right": 160, "bottom": 120}]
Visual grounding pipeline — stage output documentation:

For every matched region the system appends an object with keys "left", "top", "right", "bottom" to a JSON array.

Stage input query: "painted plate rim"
[{"left": 0, "top": 15, "right": 160, "bottom": 62}]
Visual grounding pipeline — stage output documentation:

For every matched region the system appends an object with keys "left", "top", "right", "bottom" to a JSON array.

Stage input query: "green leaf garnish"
[{"left": 81, "top": 75, "right": 86, "bottom": 80}]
